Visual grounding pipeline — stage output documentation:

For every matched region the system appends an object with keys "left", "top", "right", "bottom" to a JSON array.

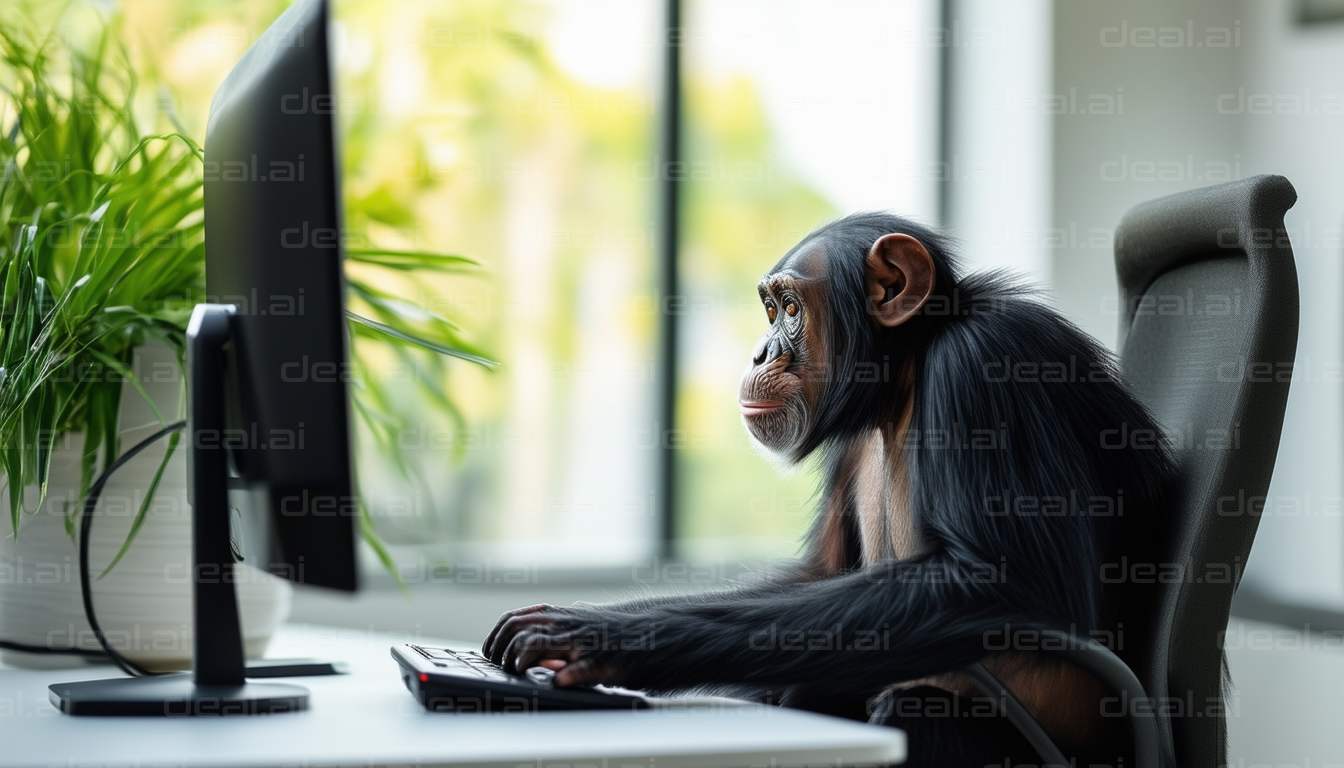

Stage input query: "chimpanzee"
[{"left": 485, "top": 212, "right": 1174, "bottom": 766}]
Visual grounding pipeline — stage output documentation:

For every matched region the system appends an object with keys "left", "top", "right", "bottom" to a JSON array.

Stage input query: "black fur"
[{"left": 501, "top": 213, "right": 1176, "bottom": 766}]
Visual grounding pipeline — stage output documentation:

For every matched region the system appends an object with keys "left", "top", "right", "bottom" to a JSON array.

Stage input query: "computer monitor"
[
  {"left": 49, "top": 0, "right": 357, "bottom": 715},
  {"left": 202, "top": 0, "right": 357, "bottom": 593}
]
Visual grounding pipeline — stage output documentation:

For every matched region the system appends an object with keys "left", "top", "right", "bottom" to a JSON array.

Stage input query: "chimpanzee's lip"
[{"left": 739, "top": 400, "right": 785, "bottom": 416}]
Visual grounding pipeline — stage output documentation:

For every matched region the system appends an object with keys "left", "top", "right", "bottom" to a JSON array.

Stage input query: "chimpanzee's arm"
[
  {"left": 482, "top": 559, "right": 819, "bottom": 659},
  {"left": 485, "top": 552, "right": 1021, "bottom": 697}
]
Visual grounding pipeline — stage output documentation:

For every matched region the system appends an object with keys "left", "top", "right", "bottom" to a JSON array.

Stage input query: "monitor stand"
[{"left": 48, "top": 305, "right": 309, "bottom": 716}]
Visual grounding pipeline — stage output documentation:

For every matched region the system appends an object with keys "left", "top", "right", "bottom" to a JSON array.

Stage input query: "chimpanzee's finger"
[
  {"left": 504, "top": 628, "right": 575, "bottom": 674},
  {"left": 554, "top": 657, "right": 619, "bottom": 688},
  {"left": 487, "top": 613, "right": 555, "bottom": 665},
  {"left": 482, "top": 604, "right": 552, "bottom": 656}
]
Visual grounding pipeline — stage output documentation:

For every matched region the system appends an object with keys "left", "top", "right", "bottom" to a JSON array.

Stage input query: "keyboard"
[
  {"left": 416, "top": 646, "right": 517, "bottom": 681},
  {"left": 391, "top": 643, "right": 648, "bottom": 712}
]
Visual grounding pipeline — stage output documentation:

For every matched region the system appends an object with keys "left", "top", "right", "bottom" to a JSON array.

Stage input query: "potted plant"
[{"left": 0, "top": 10, "right": 490, "bottom": 668}]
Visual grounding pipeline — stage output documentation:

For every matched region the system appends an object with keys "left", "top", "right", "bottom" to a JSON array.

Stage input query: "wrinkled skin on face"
[{"left": 738, "top": 242, "right": 832, "bottom": 459}]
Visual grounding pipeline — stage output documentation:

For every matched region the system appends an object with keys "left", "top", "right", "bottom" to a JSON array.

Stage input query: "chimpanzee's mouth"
[{"left": 739, "top": 400, "right": 785, "bottom": 416}]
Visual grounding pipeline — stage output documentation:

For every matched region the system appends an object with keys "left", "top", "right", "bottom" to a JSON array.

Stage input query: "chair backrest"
[{"left": 1113, "top": 175, "right": 1299, "bottom": 767}]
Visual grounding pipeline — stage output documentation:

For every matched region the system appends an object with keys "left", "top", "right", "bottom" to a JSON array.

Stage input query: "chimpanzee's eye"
[
  {"left": 778, "top": 295, "right": 803, "bottom": 338},
  {"left": 766, "top": 303, "right": 778, "bottom": 323}
]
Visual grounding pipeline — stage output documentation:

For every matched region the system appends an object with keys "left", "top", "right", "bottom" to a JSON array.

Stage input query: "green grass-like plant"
[
  {"left": 0, "top": 11, "right": 492, "bottom": 574},
  {"left": 0, "top": 18, "right": 200, "bottom": 551}
]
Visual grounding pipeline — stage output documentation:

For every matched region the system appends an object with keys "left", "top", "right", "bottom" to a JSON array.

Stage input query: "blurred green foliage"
[
  {"left": 0, "top": 2, "right": 495, "bottom": 575},
  {"left": 331, "top": 0, "right": 659, "bottom": 552}
]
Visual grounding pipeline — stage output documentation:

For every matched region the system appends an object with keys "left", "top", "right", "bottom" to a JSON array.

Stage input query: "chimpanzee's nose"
[
  {"left": 753, "top": 335, "right": 787, "bottom": 367},
  {"left": 752, "top": 335, "right": 769, "bottom": 365}
]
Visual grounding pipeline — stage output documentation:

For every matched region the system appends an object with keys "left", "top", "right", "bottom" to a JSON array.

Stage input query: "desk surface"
[{"left": 0, "top": 624, "right": 905, "bottom": 768}]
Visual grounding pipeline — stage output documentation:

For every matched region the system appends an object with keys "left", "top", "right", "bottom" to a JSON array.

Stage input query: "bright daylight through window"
[{"left": 337, "top": 0, "right": 940, "bottom": 573}]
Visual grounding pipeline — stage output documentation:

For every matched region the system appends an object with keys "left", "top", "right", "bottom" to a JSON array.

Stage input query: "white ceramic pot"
[{"left": 0, "top": 342, "right": 292, "bottom": 670}]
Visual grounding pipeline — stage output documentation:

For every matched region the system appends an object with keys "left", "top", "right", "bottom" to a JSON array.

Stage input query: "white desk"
[{"left": 0, "top": 624, "right": 905, "bottom": 767}]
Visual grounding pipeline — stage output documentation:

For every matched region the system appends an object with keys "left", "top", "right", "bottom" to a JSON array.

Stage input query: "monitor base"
[
  {"left": 246, "top": 657, "right": 349, "bottom": 677},
  {"left": 49, "top": 674, "right": 309, "bottom": 716}
]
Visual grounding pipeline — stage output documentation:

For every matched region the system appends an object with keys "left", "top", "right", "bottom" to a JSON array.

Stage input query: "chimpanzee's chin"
[{"left": 743, "top": 416, "right": 808, "bottom": 472}]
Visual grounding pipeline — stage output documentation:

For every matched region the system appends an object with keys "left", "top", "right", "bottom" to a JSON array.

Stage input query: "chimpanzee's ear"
[{"left": 864, "top": 233, "right": 936, "bottom": 327}]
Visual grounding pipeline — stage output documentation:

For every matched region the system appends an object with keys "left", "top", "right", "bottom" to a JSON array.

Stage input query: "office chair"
[{"left": 967, "top": 175, "right": 1300, "bottom": 768}]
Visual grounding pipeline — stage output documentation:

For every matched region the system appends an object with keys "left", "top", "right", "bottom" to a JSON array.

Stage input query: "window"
[
  {"left": 333, "top": 0, "right": 662, "bottom": 570},
  {"left": 337, "top": 0, "right": 942, "bottom": 571},
  {"left": 129, "top": 0, "right": 943, "bottom": 572}
]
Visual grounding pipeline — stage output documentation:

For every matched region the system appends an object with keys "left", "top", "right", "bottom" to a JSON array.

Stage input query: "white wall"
[
  {"left": 1049, "top": 0, "right": 1344, "bottom": 611},
  {"left": 1235, "top": 0, "right": 1344, "bottom": 612},
  {"left": 1050, "top": 0, "right": 1245, "bottom": 348},
  {"left": 1225, "top": 617, "right": 1344, "bottom": 763}
]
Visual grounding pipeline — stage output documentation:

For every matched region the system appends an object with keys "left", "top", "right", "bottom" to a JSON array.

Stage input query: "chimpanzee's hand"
[{"left": 482, "top": 603, "right": 632, "bottom": 688}]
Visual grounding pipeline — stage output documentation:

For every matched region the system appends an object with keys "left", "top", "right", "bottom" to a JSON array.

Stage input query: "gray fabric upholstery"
[{"left": 1114, "top": 175, "right": 1299, "bottom": 768}]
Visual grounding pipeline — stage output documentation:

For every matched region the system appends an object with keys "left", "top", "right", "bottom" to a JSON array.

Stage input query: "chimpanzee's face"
[{"left": 738, "top": 242, "right": 831, "bottom": 458}]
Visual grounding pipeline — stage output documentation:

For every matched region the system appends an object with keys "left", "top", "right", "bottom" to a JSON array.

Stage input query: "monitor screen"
[{"left": 204, "top": 0, "right": 357, "bottom": 592}]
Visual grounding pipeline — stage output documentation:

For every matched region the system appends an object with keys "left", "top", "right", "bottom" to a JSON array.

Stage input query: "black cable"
[
  {"left": 0, "top": 421, "right": 188, "bottom": 670},
  {"left": 76, "top": 420, "right": 187, "bottom": 677},
  {"left": 0, "top": 639, "right": 108, "bottom": 658},
  {"left": 12, "top": 421, "right": 349, "bottom": 683}
]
